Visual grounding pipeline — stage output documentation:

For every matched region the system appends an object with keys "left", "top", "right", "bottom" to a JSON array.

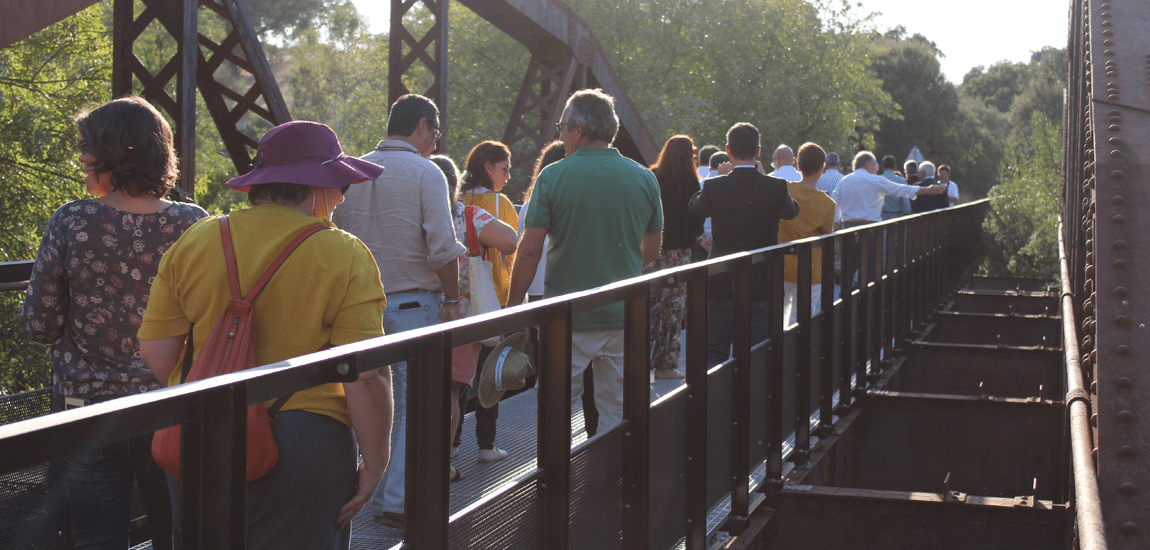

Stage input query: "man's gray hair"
[
  {"left": 919, "top": 161, "right": 936, "bottom": 178},
  {"left": 562, "top": 89, "right": 619, "bottom": 144},
  {"left": 852, "top": 151, "right": 877, "bottom": 171}
]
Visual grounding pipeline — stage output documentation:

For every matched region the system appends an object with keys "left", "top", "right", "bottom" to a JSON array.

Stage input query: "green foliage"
[
  {"left": 981, "top": 114, "right": 1061, "bottom": 279},
  {"left": 557, "top": 0, "right": 895, "bottom": 156},
  {"left": 0, "top": 6, "right": 112, "bottom": 393}
]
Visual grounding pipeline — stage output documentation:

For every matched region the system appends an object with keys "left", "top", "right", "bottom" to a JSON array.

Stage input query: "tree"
[
  {"left": 981, "top": 114, "right": 1060, "bottom": 279},
  {"left": 0, "top": 6, "right": 112, "bottom": 393}
]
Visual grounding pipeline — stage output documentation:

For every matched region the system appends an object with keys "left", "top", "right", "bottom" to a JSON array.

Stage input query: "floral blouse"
[{"left": 20, "top": 199, "right": 207, "bottom": 401}]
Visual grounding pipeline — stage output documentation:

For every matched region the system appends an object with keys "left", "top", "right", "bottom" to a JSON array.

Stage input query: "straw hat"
[{"left": 478, "top": 333, "right": 533, "bottom": 408}]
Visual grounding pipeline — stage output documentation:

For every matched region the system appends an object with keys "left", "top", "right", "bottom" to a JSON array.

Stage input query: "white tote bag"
[{"left": 465, "top": 201, "right": 504, "bottom": 346}]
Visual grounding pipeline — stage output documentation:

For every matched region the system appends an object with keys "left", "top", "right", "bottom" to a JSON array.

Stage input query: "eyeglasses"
[
  {"left": 555, "top": 122, "right": 568, "bottom": 136},
  {"left": 430, "top": 126, "right": 442, "bottom": 141},
  {"left": 496, "top": 164, "right": 511, "bottom": 175}
]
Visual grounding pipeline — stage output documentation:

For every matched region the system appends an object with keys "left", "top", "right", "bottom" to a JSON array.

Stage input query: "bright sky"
[{"left": 351, "top": 0, "right": 1070, "bottom": 84}]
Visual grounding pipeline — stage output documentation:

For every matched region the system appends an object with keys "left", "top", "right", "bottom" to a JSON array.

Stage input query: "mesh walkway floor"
[{"left": 350, "top": 373, "right": 690, "bottom": 550}]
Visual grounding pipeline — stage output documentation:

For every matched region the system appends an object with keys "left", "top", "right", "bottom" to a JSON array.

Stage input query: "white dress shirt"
[
  {"left": 816, "top": 169, "right": 843, "bottom": 194},
  {"left": 830, "top": 169, "right": 921, "bottom": 224},
  {"left": 769, "top": 165, "right": 802, "bottom": 182},
  {"left": 946, "top": 181, "right": 959, "bottom": 206}
]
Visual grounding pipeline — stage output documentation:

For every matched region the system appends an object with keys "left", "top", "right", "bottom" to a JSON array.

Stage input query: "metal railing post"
[
  {"left": 854, "top": 230, "right": 869, "bottom": 395},
  {"left": 406, "top": 333, "right": 452, "bottom": 550},
  {"left": 816, "top": 238, "right": 836, "bottom": 436},
  {"left": 684, "top": 268, "right": 711, "bottom": 544},
  {"left": 835, "top": 233, "right": 855, "bottom": 414},
  {"left": 731, "top": 256, "right": 753, "bottom": 498},
  {"left": 537, "top": 303, "right": 572, "bottom": 550},
  {"left": 764, "top": 252, "right": 785, "bottom": 491},
  {"left": 793, "top": 244, "right": 812, "bottom": 466},
  {"left": 623, "top": 288, "right": 651, "bottom": 550},
  {"left": 179, "top": 385, "right": 246, "bottom": 549}
]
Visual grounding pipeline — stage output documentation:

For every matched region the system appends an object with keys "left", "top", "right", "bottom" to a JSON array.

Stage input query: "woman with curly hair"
[
  {"left": 21, "top": 96, "right": 207, "bottom": 549},
  {"left": 645, "top": 135, "right": 704, "bottom": 378}
]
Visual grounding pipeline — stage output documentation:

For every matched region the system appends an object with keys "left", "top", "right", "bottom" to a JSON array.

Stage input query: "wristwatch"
[{"left": 439, "top": 297, "right": 461, "bottom": 306}]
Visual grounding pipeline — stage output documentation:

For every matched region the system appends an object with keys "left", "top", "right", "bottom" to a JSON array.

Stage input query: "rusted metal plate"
[
  {"left": 761, "top": 486, "right": 1066, "bottom": 549},
  {"left": 1085, "top": 0, "right": 1150, "bottom": 545},
  {"left": 922, "top": 312, "right": 1061, "bottom": 348},
  {"left": 887, "top": 344, "right": 1063, "bottom": 399},
  {"left": 849, "top": 392, "right": 1064, "bottom": 502},
  {"left": 948, "top": 293, "right": 1060, "bottom": 316},
  {"left": 0, "top": 0, "right": 100, "bottom": 49}
]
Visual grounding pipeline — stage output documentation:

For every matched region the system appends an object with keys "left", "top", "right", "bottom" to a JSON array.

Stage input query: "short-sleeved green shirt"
[{"left": 526, "top": 147, "right": 663, "bottom": 331}]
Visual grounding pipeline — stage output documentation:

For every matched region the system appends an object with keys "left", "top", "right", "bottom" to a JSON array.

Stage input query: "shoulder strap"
[
  {"left": 221, "top": 220, "right": 329, "bottom": 303},
  {"left": 465, "top": 205, "right": 481, "bottom": 257},
  {"left": 179, "top": 324, "right": 194, "bottom": 384}
]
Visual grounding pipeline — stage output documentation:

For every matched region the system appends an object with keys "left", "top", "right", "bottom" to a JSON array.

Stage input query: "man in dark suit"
[{"left": 688, "top": 122, "right": 800, "bottom": 367}]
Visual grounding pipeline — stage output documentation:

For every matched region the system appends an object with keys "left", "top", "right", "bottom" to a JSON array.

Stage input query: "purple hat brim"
[{"left": 225, "top": 156, "right": 384, "bottom": 193}]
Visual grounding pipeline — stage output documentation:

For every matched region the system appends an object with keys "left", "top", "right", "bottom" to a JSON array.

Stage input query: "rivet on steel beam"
[
  {"left": 1091, "top": 413, "right": 1098, "bottom": 427},
  {"left": 1104, "top": 39, "right": 1115, "bottom": 46},
  {"left": 1112, "top": 193, "right": 1125, "bottom": 202},
  {"left": 1103, "top": 21, "right": 1113, "bottom": 27},
  {"left": 1091, "top": 381, "right": 1098, "bottom": 394},
  {"left": 1110, "top": 149, "right": 1123, "bottom": 158},
  {"left": 1113, "top": 240, "right": 1128, "bottom": 250},
  {"left": 1119, "top": 483, "right": 1137, "bottom": 495},
  {"left": 1119, "top": 445, "right": 1136, "bottom": 458},
  {"left": 1117, "top": 377, "right": 1133, "bottom": 388},
  {"left": 1093, "top": 448, "right": 1099, "bottom": 462},
  {"left": 1100, "top": 2, "right": 1111, "bottom": 8},
  {"left": 336, "top": 362, "right": 350, "bottom": 375},
  {"left": 1116, "top": 345, "right": 1132, "bottom": 356},
  {"left": 1115, "top": 315, "right": 1130, "bottom": 326},
  {"left": 1110, "top": 115, "right": 1122, "bottom": 123},
  {"left": 1120, "top": 522, "right": 1138, "bottom": 536},
  {"left": 1115, "top": 286, "right": 1129, "bottom": 297},
  {"left": 1110, "top": 124, "right": 1121, "bottom": 132},
  {"left": 1114, "top": 260, "right": 1127, "bottom": 270},
  {"left": 1106, "top": 71, "right": 1117, "bottom": 77},
  {"left": 1105, "top": 50, "right": 1117, "bottom": 56},
  {"left": 1113, "top": 214, "right": 1126, "bottom": 224},
  {"left": 1117, "top": 410, "right": 1136, "bottom": 423},
  {"left": 1109, "top": 137, "right": 1122, "bottom": 145},
  {"left": 1103, "top": 29, "right": 1114, "bottom": 36},
  {"left": 1107, "top": 82, "right": 1118, "bottom": 89},
  {"left": 1108, "top": 94, "right": 1119, "bottom": 100}
]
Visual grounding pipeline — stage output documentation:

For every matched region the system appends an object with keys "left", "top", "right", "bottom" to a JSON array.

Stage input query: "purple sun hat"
[{"left": 225, "top": 121, "right": 383, "bottom": 192}]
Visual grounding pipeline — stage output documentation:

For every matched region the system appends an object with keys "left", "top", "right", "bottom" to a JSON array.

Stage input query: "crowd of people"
[{"left": 18, "top": 89, "right": 964, "bottom": 548}]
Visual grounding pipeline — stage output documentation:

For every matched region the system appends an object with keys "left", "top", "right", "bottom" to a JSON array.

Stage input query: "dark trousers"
[{"left": 62, "top": 432, "right": 174, "bottom": 550}]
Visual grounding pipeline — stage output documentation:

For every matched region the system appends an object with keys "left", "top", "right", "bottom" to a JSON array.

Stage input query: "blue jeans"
[
  {"left": 371, "top": 290, "right": 443, "bottom": 515},
  {"left": 707, "top": 299, "right": 772, "bottom": 367},
  {"left": 62, "top": 432, "right": 173, "bottom": 550}
]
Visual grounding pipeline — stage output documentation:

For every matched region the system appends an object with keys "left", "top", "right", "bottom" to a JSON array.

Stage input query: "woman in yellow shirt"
[{"left": 457, "top": 140, "right": 518, "bottom": 463}]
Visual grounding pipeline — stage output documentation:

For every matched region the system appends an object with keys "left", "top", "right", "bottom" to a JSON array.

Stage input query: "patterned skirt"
[{"left": 644, "top": 248, "right": 691, "bottom": 372}]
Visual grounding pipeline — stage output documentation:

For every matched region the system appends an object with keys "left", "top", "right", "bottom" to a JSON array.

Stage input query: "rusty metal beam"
[
  {"left": 1, "top": 0, "right": 100, "bottom": 49},
  {"left": 1077, "top": 0, "right": 1150, "bottom": 545},
  {"left": 110, "top": 0, "right": 289, "bottom": 199}
]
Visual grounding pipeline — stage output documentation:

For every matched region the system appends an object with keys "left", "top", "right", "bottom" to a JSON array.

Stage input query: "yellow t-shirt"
[
  {"left": 778, "top": 183, "right": 836, "bottom": 284},
  {"left": 138, "top": 204, "right": 386, "bottom": 426},
  {"left": 462, "top": 189, "right": 518, "bottom": 305}
]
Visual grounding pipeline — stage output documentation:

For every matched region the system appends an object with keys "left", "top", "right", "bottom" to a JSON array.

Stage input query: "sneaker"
[
  {"left": 477, "top": 446, "right": 509, "bottom": 463},
  {"left": 450, "top": 445, "right": 459, "bottom": 459},
  {"left": 375, "top": 511, "right": 405, "bottom": 531}
]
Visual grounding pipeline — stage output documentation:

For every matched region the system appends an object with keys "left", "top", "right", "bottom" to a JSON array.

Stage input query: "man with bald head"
[
  {"left": 768, "top": 144, "right": 802, "bottom": 182},
  {"left": 831, "top": 151, "right": 946, "bottom": 228}
]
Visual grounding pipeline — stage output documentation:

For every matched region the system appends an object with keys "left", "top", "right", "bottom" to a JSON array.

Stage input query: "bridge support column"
[
  {"left": 389, "top": 0, "right": 449, "bottom": 152},
  {"left": 502, "top": 56, "right": 580, "bottom": 170}
]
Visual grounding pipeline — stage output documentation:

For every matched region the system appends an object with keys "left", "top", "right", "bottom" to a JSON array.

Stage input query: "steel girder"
[{"left": 112, "top": 0, "right": 289, "bottom": 198}]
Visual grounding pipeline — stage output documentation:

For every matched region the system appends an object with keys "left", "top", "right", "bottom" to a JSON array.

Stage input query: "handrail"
[
  {"left": 0, "top": 200, "right": 989, "bottom": 549},
  {"left": 1059, "top": 222, "right": 1108, "bottom": 550}
]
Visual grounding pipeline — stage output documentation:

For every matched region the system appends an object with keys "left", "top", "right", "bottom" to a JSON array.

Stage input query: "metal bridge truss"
[{"left": 391, "top": 0, "right": 658, "bottom": 168}]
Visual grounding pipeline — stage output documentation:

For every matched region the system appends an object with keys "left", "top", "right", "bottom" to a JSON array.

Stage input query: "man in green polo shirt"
[{"left": 507, "top": 89, "right": 663, "bottom": 434}]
